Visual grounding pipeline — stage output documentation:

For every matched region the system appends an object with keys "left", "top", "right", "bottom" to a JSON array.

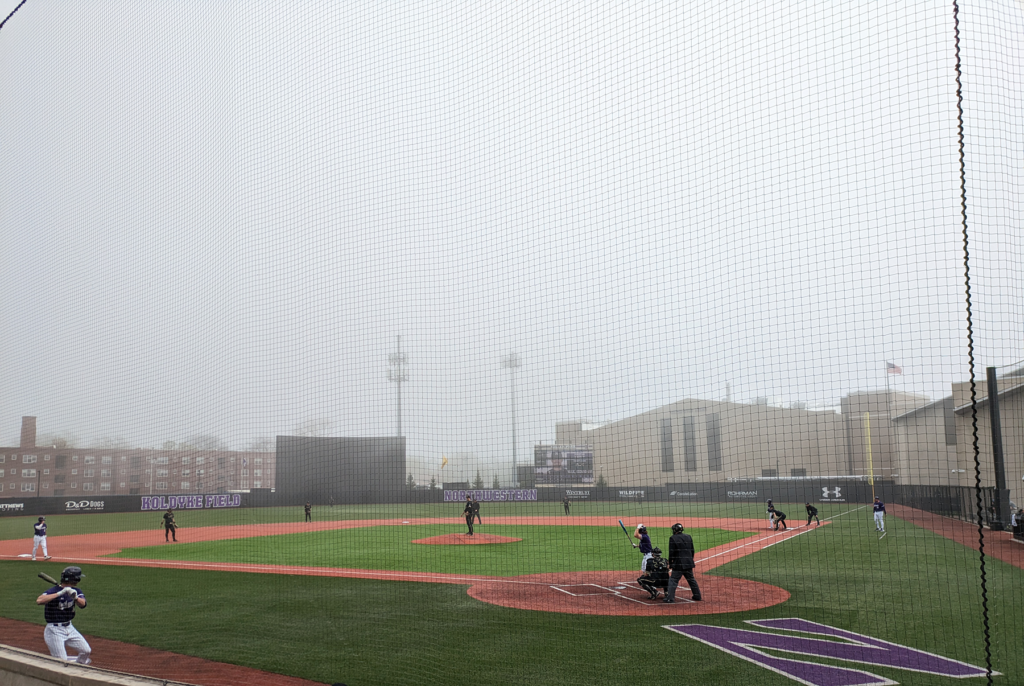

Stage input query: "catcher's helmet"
[
  {"left": 61, "top": 566, "right": 83, "bottom": 584},
  {"left": 671, "top": 523, "right": 684, "bottom": 534},
  {"left": 652, "top": 547, "right": 662, "bottom": 555}
]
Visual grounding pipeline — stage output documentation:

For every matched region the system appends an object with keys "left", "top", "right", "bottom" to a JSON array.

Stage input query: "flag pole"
[{"left": 864, "top": 411, "right": 875, "bottom": 501}]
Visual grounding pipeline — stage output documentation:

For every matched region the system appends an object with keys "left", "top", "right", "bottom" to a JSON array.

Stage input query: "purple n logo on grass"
[{"left": 665, "top": 619, "right": 994, "bottom": 686}]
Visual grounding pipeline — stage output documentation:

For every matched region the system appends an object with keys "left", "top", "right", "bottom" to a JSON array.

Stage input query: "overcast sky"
[{"left": 1, "top": 1, "right": 1022, "bottom": 478}]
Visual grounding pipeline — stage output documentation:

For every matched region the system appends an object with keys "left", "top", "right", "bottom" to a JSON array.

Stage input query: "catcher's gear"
[
  {"left": 60, "top": 566, "right": 83, "bottom": 584},
  {"left": 671, "top": 523, "right": 683, "bottom": 534},
  {"left": 652, "top": 547, "right": 662, "bottom": 555}
]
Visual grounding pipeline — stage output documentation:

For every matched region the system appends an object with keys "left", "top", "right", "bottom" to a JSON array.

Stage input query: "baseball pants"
[
  {"left": 32, "top": 535, "right": 48, "bottom": 559},
  {"left": 666, "top": 567, "right": 701, "bottom": 601},
  {"left": 640, "top": 552, "right": 653, "bottom": 573},
  {"left": 874, "top": 512, "right": 885, "bottom": 531},
  {"left": 44, "top": 623, "right": 91, "bottom": 664}
]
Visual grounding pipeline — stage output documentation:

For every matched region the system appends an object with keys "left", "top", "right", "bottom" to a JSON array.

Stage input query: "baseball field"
[{"left": 0, "top": 501, "right": 1021, "bottom": 686}]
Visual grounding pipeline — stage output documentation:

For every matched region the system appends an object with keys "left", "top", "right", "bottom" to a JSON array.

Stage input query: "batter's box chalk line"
[{"left": 549, "top": 582, "right": 694, "bottom": 605}]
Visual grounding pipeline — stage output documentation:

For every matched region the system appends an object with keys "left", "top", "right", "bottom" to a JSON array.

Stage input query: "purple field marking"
[{"left": 665, "top": 618, "right": 993, "bottom": 686}]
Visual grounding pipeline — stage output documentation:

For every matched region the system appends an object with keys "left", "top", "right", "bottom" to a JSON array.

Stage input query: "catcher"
[{"left": 637, "top": 547, "right": 670, "bottom": 599}]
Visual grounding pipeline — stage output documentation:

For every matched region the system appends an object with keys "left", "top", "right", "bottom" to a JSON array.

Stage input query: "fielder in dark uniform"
[
  {"left": 665, "top": 523, "right": 701, "bottom": 602},
  {"left": 36, "top": 566, "right": 91, "bottom": 664},
  {"left": 304, "top": 502, "right": 312, "bottom": 522},
  {"left": 562, "top": 495, "right": 571, "bottom": 515},
  {"left": 32, "top": 516, "right": 51, "bottom": 560},
  {"left": 773, "top": 508, "right": 788, "bottom": 530},
  {"left": 463, "top": 495, "right": 474, "bottom": 536},
  {"left": 805, "top": 503, "right": 820, "bottom": 527},
  {"left": 162, "top": 509, "right": 177, "bottom": 542},
  {"left": 472, "top": 497, "right": 481, "bottom": 525}
]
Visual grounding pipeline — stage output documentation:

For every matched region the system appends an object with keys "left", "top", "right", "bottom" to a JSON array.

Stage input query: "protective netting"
[{"left": 1, "top": 1, "right": 1022, "bottom": 685}]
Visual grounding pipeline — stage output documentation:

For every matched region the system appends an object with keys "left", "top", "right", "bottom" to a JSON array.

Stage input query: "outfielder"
[
  {"left": 36, "top": 566, "right": 91, "bottom": 665},
  {"left": 633, "top": 524, "right": 653, "bottom": 572},
  {"left": 32, "top": 516, "right": 51, "bottom": 560},
  {"left": 873, "top": 497, "right": 886, "bottom": 532}
]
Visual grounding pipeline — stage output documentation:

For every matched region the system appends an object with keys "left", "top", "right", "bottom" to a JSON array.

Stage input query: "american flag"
[{"left": 886, "top": 362, "right": 902, "bottom": 375}]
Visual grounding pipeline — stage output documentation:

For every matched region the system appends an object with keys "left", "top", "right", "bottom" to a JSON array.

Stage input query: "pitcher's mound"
[{"left": 414, "top": 533, "right": 521, "bottom": 545}]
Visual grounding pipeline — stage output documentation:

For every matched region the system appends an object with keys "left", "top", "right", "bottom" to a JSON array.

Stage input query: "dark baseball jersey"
[
  {"left": 873, "top": 501, "right": 886, "bottom": 513},
  {"left": 42, "top": 586, "right": 86, "bottom": 624},
  {"left": 638, "top": 532, "right": 653, "bottom": 554},
  {"left": 805, "top": 504, "right": 818, "bottom": 517},
  {"left": 34, "top": 522, "right": 47, "bottom": 537}
]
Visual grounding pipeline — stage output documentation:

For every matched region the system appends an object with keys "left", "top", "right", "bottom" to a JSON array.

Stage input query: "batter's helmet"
[
  {"left": 637, "top": 525, "right": 647, "bottom": 533},
  {"left": 671, "top": 523, "right": 683, "bottom": 534},
  {"left": 38, "top": 516, "right": 45, "bottom": 522},
  {"left": 60, "top": 566, "right": 83, "bottom": 584}
]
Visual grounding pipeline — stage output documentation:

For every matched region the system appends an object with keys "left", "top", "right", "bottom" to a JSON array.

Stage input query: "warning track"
[{"left": 0, "top": 516, "right": 812, "bottom": 616}]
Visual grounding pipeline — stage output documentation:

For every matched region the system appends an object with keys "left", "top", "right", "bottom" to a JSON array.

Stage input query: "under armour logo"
[{"left": 822, "top": 487, "right": 842, "bottom": 498}]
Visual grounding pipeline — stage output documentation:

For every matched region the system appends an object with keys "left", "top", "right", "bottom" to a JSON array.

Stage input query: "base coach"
[{"left": 664, "top": 523, "right": 702, "bottom": 603}]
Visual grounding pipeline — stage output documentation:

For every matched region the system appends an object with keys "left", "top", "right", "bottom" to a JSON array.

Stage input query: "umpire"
[{"left": 664, "top": 523, "right": 702, "bottom": 603}]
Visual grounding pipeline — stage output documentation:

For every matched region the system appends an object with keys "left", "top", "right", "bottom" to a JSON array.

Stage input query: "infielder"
[
  {"left": 633, "top": 524, "right": 653, "bottom": 572},
  {"left": 32, "top": 516, "right": 52, "bottom": 560},
  {"left": 873, "top": 497, "right": 886, "bottom": 532},
  {"left": 36, "top": 566, "right": 91, "bottom": 665},
  {"left": 766, "top": 500, "right": 776, "bottom": 529},
  {"left": 805, "top": 503, "right": 820, "bottom": 527}
]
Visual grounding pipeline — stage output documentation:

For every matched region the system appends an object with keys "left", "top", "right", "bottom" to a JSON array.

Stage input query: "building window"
[
  {"left": 119, "top": 482, "right": 126, "bottom": 488},
  {"left": 196, "top": 469, "right": 205, "bottom": 476},
  {"left": 43, "top": 483, "right": 49, "bottom": 488},
  {"left": 73, "top": 455, "right": 79, "bottom": 461},
  {"left": 181, "top": 456, "right": 190, "bottom": 464},
  {"left": 155, "top": 482, "right": 167, "bottom": 490},
  {"left": 196, "top": 457, "right": 205, "bottom": 465},
  {"left": 55, "top": 455, "right": 67, "bottom": 468},
  {"left": 156, "top": 456, "right": 169, "bottom": 464},
  {"left": 54, "top": 475, "right": 65, "bottom": 483},
  {"left": 181, "top": 481, "right": 190, "bottom": 490},
  {"left": 660, "top": 418, "right": 674, "bottom": 472},
  {"left": 72, "top": 469, "right": 78, "bottom": 475},
  {"left": 70, "top": 483, "right": 77, "bottom": 489},
  {"left": 253, "top": 481, "right": 262, "bottom": 488},
  {"left": 790, "top": 468, "right": 807, "bottom": 477},
  {"left": 84, "top": 469, "right": 94, "bottom": 478},
  {"left": 181, "top": 469, "right": 190, "bottom": 476},
  {"left": 84, "top": 456, "right": 95, "bottom": 464},
  {"left": 129, "top": 474, "right": 140, "bottom": 484},
  {"left": 0, "top": 484, "right": 3, "bottom": 492},
  {"left": 21, "top": 483, "right": 36, "bottom": 492},
  {"left": 0, "top": 470, "right": 4, "bottom": 478},
  {"left": 82, "top": 483, "right": 94, "bottom": 491},
  {"left": 23, "top": 455, "right": 37, "bottom": 464},
  {"left": 255, "top": 457, "right": 263, "bottom": 465},
  {"left": 0, "top": 456, "right": 4, "bottom": 463},
  {"left": 706, "top": 414, "right": 723, "bottom": 471},
  {"left": 100, "top": 483, "right": 111, "bottom": 491},
  {"left": 761, "top": 469, "right": 778, "bottom": 478},
  {"left": 254, "top": 469, "right": 262, "bottom": 477},
  {"left": 22, "top": 469, "right": 36, "bottom": 478},
  {"left": 43, "top": 469, "right": 49, "bottom": 475},
  {"left": 242, "top": 469, "right": 249, "bottom": 477},
  {"left": 156, "top": 469, "right": 168, "bottom": 477},
  {"left": 44, "top": 455, "right": 51, "bottom": 460},
  {"left": 102, "top": 456, "right": 112, "bottom": 464},
  {"left": 100, "top": 469, "right": 111, "bottom": 477}
]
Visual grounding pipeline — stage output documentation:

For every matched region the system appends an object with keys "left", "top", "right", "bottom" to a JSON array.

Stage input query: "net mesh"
[{"left": 1, "top": 1, "right": 1022, "bottom": 684}]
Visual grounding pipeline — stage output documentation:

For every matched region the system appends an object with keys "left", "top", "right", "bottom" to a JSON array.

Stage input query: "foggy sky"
[{"left": 1, "top": 1, "right": 1022, "bottom": 479}]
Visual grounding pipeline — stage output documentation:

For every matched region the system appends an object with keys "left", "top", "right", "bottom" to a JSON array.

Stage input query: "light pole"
[
  {"left": 388, "top": 335, "right": 408, "bottom": 437},
  {"left": 501, "top": 353, "right": 521, "bottom": 486}
]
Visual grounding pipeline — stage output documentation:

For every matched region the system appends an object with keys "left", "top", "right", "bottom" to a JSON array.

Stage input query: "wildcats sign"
[
  {"left": 140, "top": 494, "right": 242, "bottom": 511},
  {"left": 666, "top": 619, "right": 993, "bottom": 685}
]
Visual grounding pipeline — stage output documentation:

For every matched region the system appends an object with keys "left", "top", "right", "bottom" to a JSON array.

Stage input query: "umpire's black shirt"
[{"left": 668, "top": 532, "right": 696, "bottom": 569}]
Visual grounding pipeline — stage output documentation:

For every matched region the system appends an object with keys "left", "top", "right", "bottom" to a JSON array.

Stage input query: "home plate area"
[{"left": 466, "top": 570, "right": 790, "bottom": 616}]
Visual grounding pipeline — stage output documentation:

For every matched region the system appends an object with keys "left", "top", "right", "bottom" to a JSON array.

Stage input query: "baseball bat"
[
  {"left": 38, "top": 572, "right": 58, "bottom": 585},
  {"left": 617, "top": 519, "right": 636, "bottom": 548}
]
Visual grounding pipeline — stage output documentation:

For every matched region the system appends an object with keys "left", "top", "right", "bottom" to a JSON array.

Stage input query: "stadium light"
[
  {"left": 388, "top": 335, "right": 409, "bottom": 437},
  {"left": 501, "top": 352, "right": 521, "bottom": 487}
]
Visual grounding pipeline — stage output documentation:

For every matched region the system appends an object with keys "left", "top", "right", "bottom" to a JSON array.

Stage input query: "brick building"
[{"left": 0, "top": 417, "right": 274, "bottom": 497}]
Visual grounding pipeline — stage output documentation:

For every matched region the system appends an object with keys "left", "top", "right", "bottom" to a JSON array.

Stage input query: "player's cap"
[{"left": 38, "top": 516, "right": 45, "bottom": 521}]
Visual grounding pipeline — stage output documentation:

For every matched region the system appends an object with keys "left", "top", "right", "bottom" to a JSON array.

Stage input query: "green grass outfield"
[
  {"left": 109, "top": 524, "right": 750, "bottom": 574},
  {"left": 1, "top": 503, "right": 1021, "bottom": 685}
]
